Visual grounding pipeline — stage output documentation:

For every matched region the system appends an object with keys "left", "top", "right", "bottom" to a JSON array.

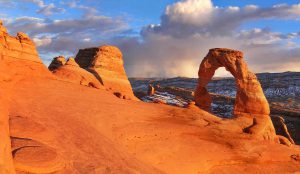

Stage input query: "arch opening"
[{"left": 207, "top": 67, "right": 236, "bottom": 118}]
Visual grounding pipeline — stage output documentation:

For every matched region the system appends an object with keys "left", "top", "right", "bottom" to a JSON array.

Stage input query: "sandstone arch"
[
  {"left": 194, "top": 48, "right": 270, "bottom": 116},
  {"left": 194, "top": 48, "right": 287, "bottom": 143}
]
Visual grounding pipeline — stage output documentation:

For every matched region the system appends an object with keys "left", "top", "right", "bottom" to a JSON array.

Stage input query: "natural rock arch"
[
  {"left": 194, "top": 48, "right": 291, "bottom": 143},
  {"left": 194, "top": 48, "right": 270, "bottom": 117}
]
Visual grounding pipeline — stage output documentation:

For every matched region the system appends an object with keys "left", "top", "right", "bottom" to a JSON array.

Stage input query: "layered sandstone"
[
  {"left": 52, "top": 57, "right": 103, "bottom": 89},
  {"left": 0, "top": 21, "right": 50, "bottom": 78},
  {"left": 0, "top": 21, "right": 160, "bottom": 174},
  {"left": 48, "top": 56, "right": 66, "bottom": 71},
  {"left": 0, "top": 28, "right": 41, "bottom": 63},
  {"left": 1, "top": 22, "right": 300, "bottom": 174},
  {"left": 75, "top": 45, "right": 138, "bottom": 100},
  {"left": 0, "top": 20, "right": 51, "bottom": 174},
  {"left": 194, "top": 48, "right": 278, "bottom": 142}
]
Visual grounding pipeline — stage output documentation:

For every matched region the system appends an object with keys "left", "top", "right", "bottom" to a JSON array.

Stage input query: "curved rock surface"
[
  {"left": 52, "top": 57, "right": 103, "bottom": 89},
  {"left": 0, "top": 20, "right": 51, "bottom": 174},
  {"left": 75, "top": 45, "right": 138, "bottom": 100},
  {"left": 0, "top": 56, "right": 15, "bottom": 174},
  {"left": 195, "top": 48, "right": 278, "bottom": 142},
  {"left": 1, "top": 22, "right": 300, "bottom": 174}
]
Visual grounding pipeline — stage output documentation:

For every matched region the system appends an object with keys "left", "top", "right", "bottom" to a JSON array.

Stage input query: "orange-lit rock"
[
  {"left": 272, "top": 116, "right": 295, "bottom": 144},
  {"left": 52, "top": 57, "right": 103, "bottom": 89},
  {"left": 195, "top": 48, "right": 269, "bottom": 115},
  {"left": 147, "top": 84, "right": 155, "bottom": 95},
  {"left": 48, "top": 56, "right": 66, "bottom": 71},
  {"left": 75, "top": 45, "right": 138, "bottom": 100},
  {"left": 0, "top": 21, "right": 50, "bottom": 77},
  {"left": 195, "top": 48, "right": 277, "bottom": 141},
  {"left": 0, "top": 22, "right": 299, "bottom": 174},
  {"left": 0, "top": 56, "right": 15, "bottom": 174}
]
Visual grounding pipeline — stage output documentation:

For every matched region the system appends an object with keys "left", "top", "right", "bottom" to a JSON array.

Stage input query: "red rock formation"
[
  {"left": 52, "top": 57, "right": 103, "bottom": 89},
  {"left": 147, "top": 84, "right": 155, "bottom": 96},
  {"left": 195, "top": 48, "right": 269, "bottom": 115},
  {"left": 0, "top": 57, "right": 15, "bottom": 174},
  {"left": 75, "top": 45, "right": 138, "bottom": 100},
  {"left": 0, "top": 21, "right": 50, "bottom": 78},
  {"left": 271, "top": 116, "right": 295, "bottom": 145},
  {"left": 1, "top": 22, "right": 300, "bottom": 174},
  {"left": 48, "top": 56, "right": 66, "bottom": 71},
  {"left": 0, "top": 20, "right": 51, "bottom": 174},
  {"left": 195, "top": 48, "right": 277, "bottom": 142}
]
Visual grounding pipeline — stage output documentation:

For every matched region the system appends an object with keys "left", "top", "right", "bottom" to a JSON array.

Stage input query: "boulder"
[
  {"left": 48, "top": 56, "right": 66, "bottom": 71},
  {"left": 147, "top": 84, "right": 155, "bottom": 96},
  {"left": 195, "top": 48, "right": 277, "bottom": 142},
  {"left": 271, "top": 115, "right": 295, "bottom": 144},
  {"left": 52, "top": 58, "right": 103, "bottom": 89},
  {"left": 75, "top": 45, "right": 138, "bottom": 100}
]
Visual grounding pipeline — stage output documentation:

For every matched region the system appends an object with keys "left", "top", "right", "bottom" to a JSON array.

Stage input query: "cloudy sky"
[{"left": 1, "top": 0, "right": 300, "bottom": 77}]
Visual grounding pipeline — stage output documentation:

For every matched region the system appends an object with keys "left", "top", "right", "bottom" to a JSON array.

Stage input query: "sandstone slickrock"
[
  {"left": 48, "top": 56, "right": 66, "bottom": 71},
  {"left": 0, "top": 20, "right": 52, "bottom": 174},
  {"left": 52, "top": 57, "right": 103, "bottom": 89},
  {"left": 1, "top": 22, "right": 300, "bottom": 174},
  {"left": 0, "top": 55, "right": 15, "bottom": 174},
  {"left": 195, "top": 48, "right": 278, "bottom": 142},
  {"left": 75, "top": 45, "right": 138, "bottom": 100},
  {"left": 0, "top": 21, "right": 162, "bottom": 174}
]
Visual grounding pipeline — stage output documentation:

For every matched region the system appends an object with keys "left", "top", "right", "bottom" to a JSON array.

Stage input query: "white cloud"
[
  {"left": 165, "top": 0, "right": 213, "bottom": 24},
  {"left": 237, "top": 28, "right": 284, "bottom": 45},
  {"left": 25, "top": 0, "right": 44, "bottom": 7},
  {"left": 66, "top": 1, "right": 98, "bottom": 16},
  {"left": 4, "top": 14, "right": 128, "bottom": 58},
  {"left": 37, "top": 3, "right": 65, "bottom": 16},
  {"left": 116, "top": 0, "right": 300, "bottom": 77},
  {"left": 33, "top": 36, "right": 52, "bottom": 47},
  {"left": 23, "top": 0, "right": 65, "bottom": 16},
  {"left": 142, "top": 0, "right": 300, "bottom": 38},
  {"left": 0, "top": 0, "right": 17, "bottom": 8},
  {"left": 3, "top": 0, "right": 300, "bottom": 77}
]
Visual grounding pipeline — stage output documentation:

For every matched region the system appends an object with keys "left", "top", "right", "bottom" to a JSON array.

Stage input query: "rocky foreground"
[
  {"left": 130, "top": 72, "right": 300, "bottom": 145},
  {"left": 1, "top": 21, "right": 300, "bottom": 174}
]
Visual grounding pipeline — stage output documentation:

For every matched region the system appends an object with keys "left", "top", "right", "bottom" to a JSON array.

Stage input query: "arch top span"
[{"left": 195, "top": 48, "right": 270, "bottom": 116}]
